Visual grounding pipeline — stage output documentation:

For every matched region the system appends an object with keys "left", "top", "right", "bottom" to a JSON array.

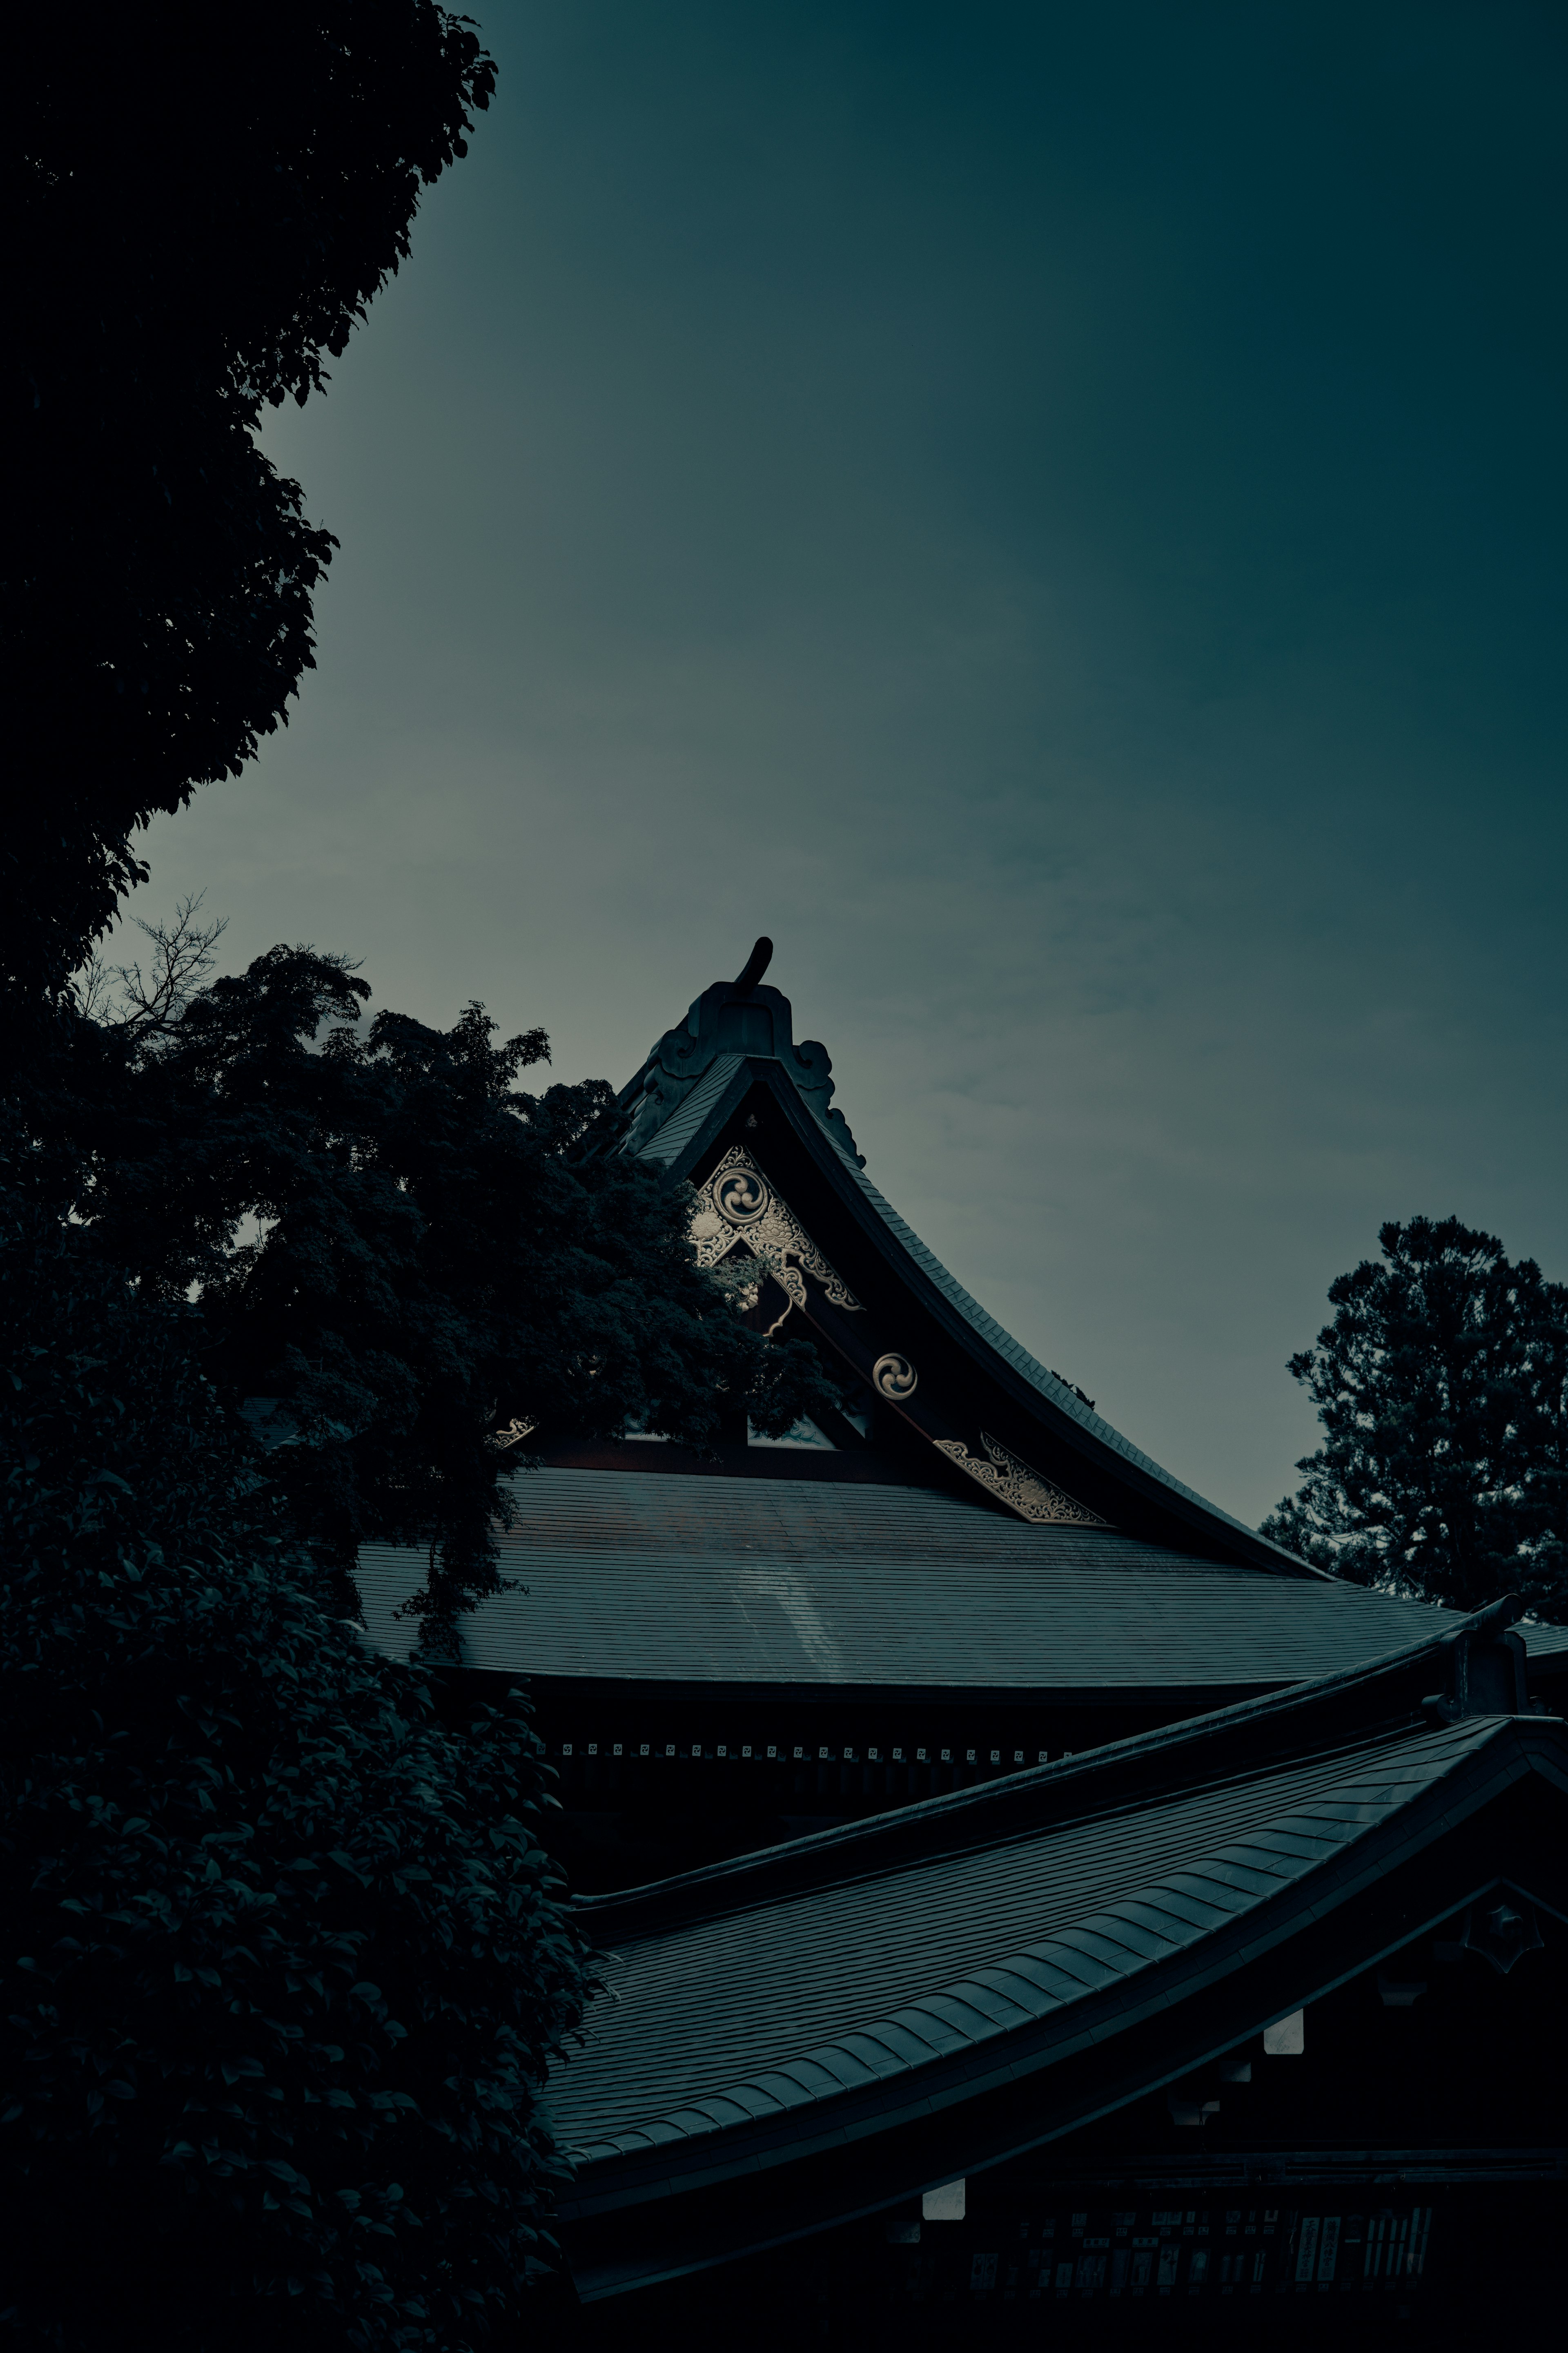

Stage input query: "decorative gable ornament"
[
  {"left": 935, "top": 1430, "right": 1110, "bottom": 1528},
  {"left": 1461, "top": 1890, "right": 1544, "bottom": 1975},
  {"left": 690, "top": 1147, "right": 863, "bottom": 1335},
  {"left": 619, "top": 967, "right": 864, "bottom": 1164}
]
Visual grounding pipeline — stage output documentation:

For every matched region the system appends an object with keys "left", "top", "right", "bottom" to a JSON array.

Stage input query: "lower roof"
[
  {"left": 354, "top": 1468, "right": 1568, "bottom": 1698},
  {"left": 549, "top": 1604, "right": 1568, "bottom": 2294},
  {"left": 547, "top": 1712, "right": 1503, "bottom": 2168}
]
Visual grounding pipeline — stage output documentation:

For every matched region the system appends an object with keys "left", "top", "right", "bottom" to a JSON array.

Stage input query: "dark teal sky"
[{"left": 125, "top": 0, "right": 1568, "bottom": 1524}]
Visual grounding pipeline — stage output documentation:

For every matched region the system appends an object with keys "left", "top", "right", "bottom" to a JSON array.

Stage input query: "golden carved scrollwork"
[
  {"left": 689, "top": 1146, "right": 862, "bottom": 1335},
  {"left": 935, "top": 1430, "right": 1110, "bottom": 1527}
]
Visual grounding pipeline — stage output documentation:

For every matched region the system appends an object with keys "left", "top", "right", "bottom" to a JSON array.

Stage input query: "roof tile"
[
  {"left": 549, "top": 1717, "right": 1503, "bottom": 2163},
  {"left": 355, "top": 1470, "right": 1474, "bottom": 1693}
]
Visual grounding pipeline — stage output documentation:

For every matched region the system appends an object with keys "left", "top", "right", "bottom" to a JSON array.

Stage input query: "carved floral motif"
[
  {"left": 689, "top": 1147, "right": 862, "bottom": 1335},
  {"left": 935, "top": 1430, "right": 1110, "bottom": 1527}
]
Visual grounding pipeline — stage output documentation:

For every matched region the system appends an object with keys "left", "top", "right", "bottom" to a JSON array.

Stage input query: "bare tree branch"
[{"left": 71, "top": 895, "right": 229, "bottom": 1039}]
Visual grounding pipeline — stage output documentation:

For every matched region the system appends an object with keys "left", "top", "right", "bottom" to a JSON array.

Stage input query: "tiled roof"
[
  {"left": 352, "top": 1468, "right": 1534, "bottom": 1694},
  {"left": 634, "top": 1053, "right": 748, "bottom": 1168},
  {"left": 547, "top": 1713, "right": 1504, "bottom": 2165},
  {"left": 630, "top": 1046, "right": 1310, "bottom": 1568},
  {"left": 829, "top": 1153, "right": 1268, "bottom": 1540}
]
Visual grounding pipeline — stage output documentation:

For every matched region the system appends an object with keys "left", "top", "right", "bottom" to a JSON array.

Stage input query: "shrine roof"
[
  {"left": 608, "top": 955, "right": 1314, "bottom": 1575},
  {"left": 548, "top": 1598, "right": 1568, "bottom": 2295},
  {"left": 353, "top": 1470, "right": 1568, "bottom": 1700},
  {"left": 550, "top": 1712, "right": 1501, "bottom": 2168},
  {"left": 633, "top": 1050, "right": 748, "bottom": 1168},
  {"left": 828, "top": 1146, "right": 1266, "bottom": 1540}
]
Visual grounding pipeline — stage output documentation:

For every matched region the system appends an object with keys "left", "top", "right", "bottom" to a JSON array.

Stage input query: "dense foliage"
[
  {"left": 4, "top": 2, "right": 494, "bottom": 1009},
  {"left": 0, "top": 1190, "right": 587, "bottom": 2351},
  {"left": 3, "top": 15, "right": 842, "bottom": 2342},
  {"left": 41, "top": 929, "right": 840, "bottom": 1630},
  {"left": 1263, "top": 1216, "right": 1568, "bottom": 1616}
]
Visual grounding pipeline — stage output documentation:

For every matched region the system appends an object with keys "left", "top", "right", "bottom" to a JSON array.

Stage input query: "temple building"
[{"left": 355, "top": 946, "right": 1568, "bottom": 2338}]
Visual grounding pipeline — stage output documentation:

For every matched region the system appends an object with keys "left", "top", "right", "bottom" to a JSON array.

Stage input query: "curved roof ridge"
[
  {"left": 554, "top": 1713, "right": 1502, "bottom": 2164},
  {"left": 608, "top": 971, "right": 1320, "bottom": 1572},
  {"left": 570, "top": 1594, "right": 1512, "bottom": 1934},
  {"left": 817, "top": 1143, "right": 1288, "bottom": 1550}
]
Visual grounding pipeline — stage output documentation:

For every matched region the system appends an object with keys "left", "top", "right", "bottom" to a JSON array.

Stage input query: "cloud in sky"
[{"left": 121, "top": 0, "right": 1568, "bottom": 1524}]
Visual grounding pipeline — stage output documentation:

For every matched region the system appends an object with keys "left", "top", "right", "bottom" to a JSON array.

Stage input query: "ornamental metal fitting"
[
  {"left": 872, "top": 1352, "right": 918, "bottom": 1401},
  {"left": 689, "top": 1146, "right": 862, "bottom": 1334},
  {"left": 1461, "top": 1890, "right": 1544, "bottom": 1975},
  {"left": 935, "top": 1430, "right": 1110, "bottom": 1527},
  {"left": 713, "top": 1164, "right": 771, "bottom": 1225}
]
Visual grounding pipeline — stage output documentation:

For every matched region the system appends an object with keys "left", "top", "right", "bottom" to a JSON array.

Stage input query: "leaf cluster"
[
  {"left": 3, "top": 2, "right": 496, "bottom": 1009},
  {"left": 0, "top": 1189, "right": 588, "bottom": 2351},
  {"left": 34, "top": 939, "right": 842, "bottom": 1629},
  {"left": 1262, "top": 1216, "right": 1568, "bottom": 1617}
]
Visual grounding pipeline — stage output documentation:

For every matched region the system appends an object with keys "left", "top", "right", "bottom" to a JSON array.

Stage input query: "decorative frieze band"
[{"left": 552, "top": 1737, "right": 1057, "bottom": 1768}]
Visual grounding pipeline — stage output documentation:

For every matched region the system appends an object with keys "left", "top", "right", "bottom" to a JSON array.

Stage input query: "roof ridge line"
[
  {"left": 754, "top": 1073, "right": 1327, "bottom": 1579},
  {"left": 584, "top": 1715, "right": 1497, "bottom": 1957},
  {"left": 572, "top": 1597, "right": 1524, "bottom": 1936},
  {"left": 556, "top": 1714, "right": 1523, "bottom": 2170}
]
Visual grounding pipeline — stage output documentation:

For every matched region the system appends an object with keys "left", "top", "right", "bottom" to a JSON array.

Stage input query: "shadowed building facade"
[{"left": 355, "top": 949, "right": 1568, "bottom": 2336}]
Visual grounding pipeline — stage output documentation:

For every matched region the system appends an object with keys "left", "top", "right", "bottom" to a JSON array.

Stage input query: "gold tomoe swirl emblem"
[
  {"left": 715, "top": 1170, "right": 772, "bottom": 1224},
  {"left": 872, "top": 1352, "right": 918, "bottom": 1400},
  {"left": 687, "top": 1147, "right": 863, "bottom": 1331}
]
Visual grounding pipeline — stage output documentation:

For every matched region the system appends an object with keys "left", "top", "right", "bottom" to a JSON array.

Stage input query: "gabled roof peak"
[{"left": 616, "top": 954, "right": 864, "bottom": 1165}]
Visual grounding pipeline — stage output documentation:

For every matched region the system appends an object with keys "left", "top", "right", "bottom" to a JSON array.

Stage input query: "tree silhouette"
[
  {"left": 1263, "top": 1217, "right": 1568, "bottom": 1617},
  {"left": 5, "top": 2, "right": 494, "bottom": 1016}
]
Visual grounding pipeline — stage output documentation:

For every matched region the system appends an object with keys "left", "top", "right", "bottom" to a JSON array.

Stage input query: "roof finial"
[{"left": 732, "top": 936, "right": 773, "bottom": 993}]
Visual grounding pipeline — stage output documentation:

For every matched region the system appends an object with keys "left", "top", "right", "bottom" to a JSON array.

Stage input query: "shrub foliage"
[{"left": 1, "top": 1194, "right": 587, "bottom": 2350}]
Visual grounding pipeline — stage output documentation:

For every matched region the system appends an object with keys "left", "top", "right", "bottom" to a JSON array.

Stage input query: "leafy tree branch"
[{"left": 1263, "top": 1216, "right": 1568, "bottom": 1619}]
